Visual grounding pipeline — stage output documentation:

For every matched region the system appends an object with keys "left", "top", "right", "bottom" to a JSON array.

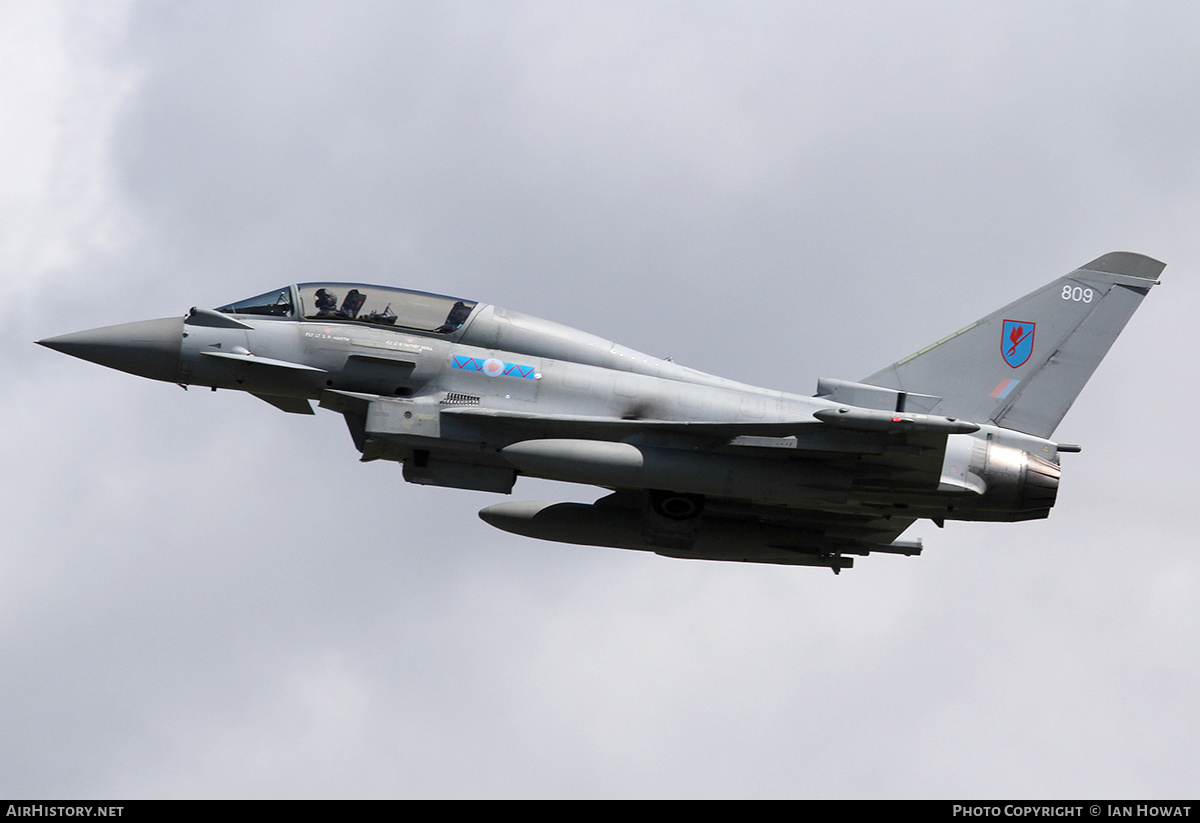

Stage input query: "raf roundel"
[{"left": 482, "top": 358, "right": 505, "bottom": 377}]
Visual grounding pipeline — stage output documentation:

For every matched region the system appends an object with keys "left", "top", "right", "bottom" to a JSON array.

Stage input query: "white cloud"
[{"left": 0, "top": 0, "right": 138, "bottom": 298}]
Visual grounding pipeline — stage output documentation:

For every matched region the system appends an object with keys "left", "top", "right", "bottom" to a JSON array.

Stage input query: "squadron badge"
[{"left": 1001, "top": 319, "right": 1035, "bottom": 368}]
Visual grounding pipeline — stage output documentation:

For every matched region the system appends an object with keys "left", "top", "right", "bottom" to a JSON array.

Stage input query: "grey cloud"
[{"left": 6, "top": 0, "right": 1199, "bottom": 798}]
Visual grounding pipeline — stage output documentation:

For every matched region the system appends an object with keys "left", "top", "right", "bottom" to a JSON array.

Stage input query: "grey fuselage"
[
  {"left": 49, "top": 286, "right": 1058, "bottom": 528},
  {"left": 40, "top": 252, "right": 1164, "bottom": 571}
]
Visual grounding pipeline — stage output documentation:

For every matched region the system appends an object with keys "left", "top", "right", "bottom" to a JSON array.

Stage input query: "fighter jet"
[{"left": 38, "top": 252, "right": 1163, "bottom": 572}]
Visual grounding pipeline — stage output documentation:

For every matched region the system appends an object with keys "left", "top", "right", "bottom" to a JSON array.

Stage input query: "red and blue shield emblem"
[{"left": 1001, "top": 319, "right": 1035, "bottom": 368}]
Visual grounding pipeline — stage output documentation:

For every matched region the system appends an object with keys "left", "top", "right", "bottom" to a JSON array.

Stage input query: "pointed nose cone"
[{"left": 37, "top": 317, "right": 185, "bottom": 383}]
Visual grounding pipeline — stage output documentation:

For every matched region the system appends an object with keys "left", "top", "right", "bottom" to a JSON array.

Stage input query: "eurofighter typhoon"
[{"left": 38, "top": 253, "right": 1163, "bottom": 572}]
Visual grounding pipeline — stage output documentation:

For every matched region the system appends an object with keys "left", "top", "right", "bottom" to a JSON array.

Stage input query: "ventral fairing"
[{"left": 39, "top": 253, "right": 1164, "bottom": 573}]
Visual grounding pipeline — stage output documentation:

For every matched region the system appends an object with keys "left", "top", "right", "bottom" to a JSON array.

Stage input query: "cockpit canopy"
[
  {"left": 216, "top": 287, "right": 294, "bottom": 317},
  {"left": 216, "top": 284, "right": 478, "bottom": 333}
]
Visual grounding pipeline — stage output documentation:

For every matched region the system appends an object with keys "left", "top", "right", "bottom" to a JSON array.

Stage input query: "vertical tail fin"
[{"left": 862, "top": 252, "right": 1164, "bottom": 438}]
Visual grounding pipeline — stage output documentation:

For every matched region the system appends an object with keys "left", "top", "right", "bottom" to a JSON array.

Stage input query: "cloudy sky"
[{"left": 4, "top": 0, "right": 1199, "bottom": 798}]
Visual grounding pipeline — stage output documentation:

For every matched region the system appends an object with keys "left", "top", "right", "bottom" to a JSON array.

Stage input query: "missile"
[{"left": 499, "top": 438, "right": 851, "bottom": 502}]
